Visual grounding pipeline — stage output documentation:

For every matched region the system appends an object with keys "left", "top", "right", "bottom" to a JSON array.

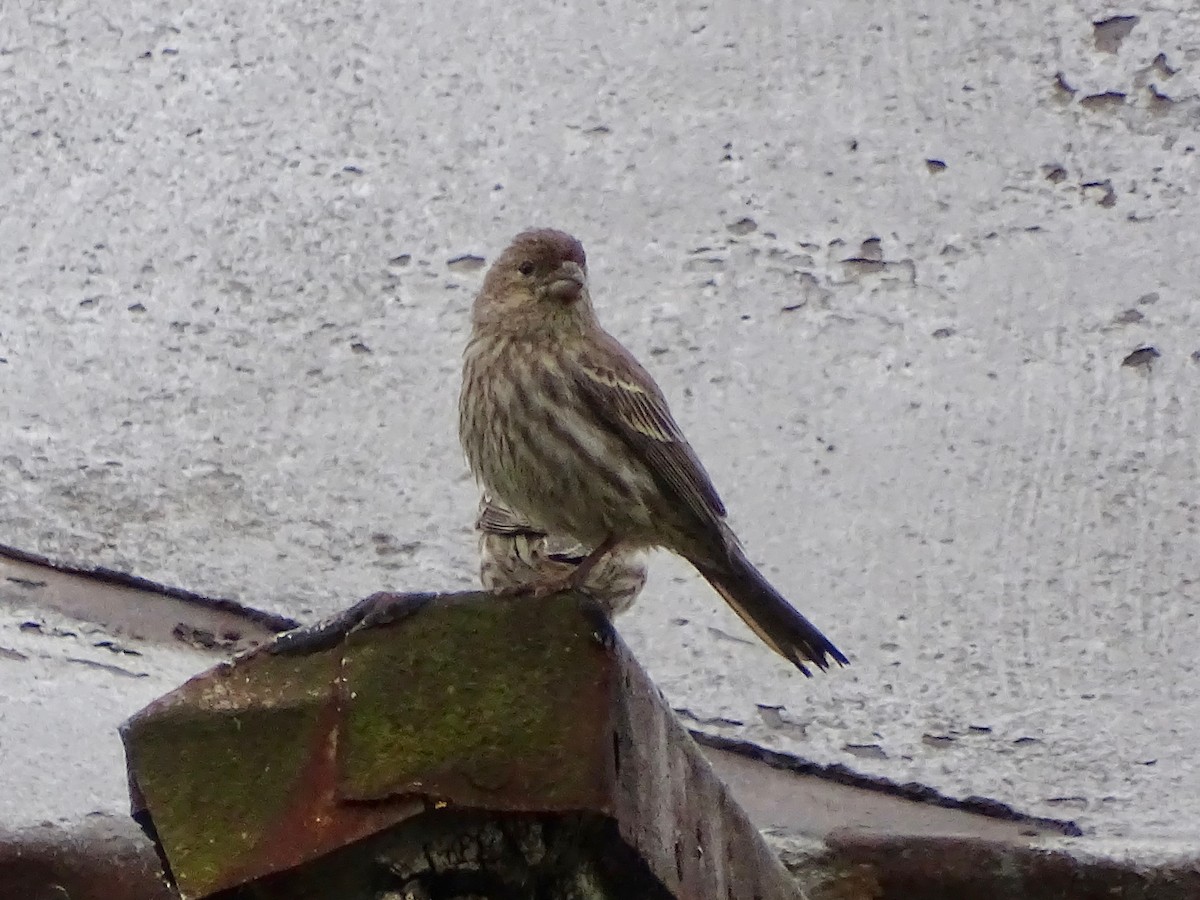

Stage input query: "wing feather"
[
  {"left": 577, "top": 332, "right": 727, "bottom": 530},
  {"left": 476, "top": 495, "right": 544, "bottom": 537}
]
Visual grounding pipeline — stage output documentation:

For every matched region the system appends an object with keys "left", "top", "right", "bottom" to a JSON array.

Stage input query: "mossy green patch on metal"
[
  {"left": 339, "top": 593, "right": 611, "bottom": 810},
  {"left": 123, "top": 650, "right": 334, "bottom": 897}
]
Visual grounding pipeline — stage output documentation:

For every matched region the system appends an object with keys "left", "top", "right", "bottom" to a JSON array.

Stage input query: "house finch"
[
  {"left": 458, "top": 228, "right": 848, "bottom": 675},
  {"left": 476, "top": 494, "right": 646, "bottom": 617}
]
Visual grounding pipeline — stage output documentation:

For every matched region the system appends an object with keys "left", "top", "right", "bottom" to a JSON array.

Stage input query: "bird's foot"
[
  {"left": 527, "top": 571, "right": 578, "bottom": 598},
  {"left": 488, "top": 573, "right": 574, "bottom": 599}
]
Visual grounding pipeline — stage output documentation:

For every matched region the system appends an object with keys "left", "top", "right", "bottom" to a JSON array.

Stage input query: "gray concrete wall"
[{"left": 3, "top": 0, "right": 1198, "bottom": 851}]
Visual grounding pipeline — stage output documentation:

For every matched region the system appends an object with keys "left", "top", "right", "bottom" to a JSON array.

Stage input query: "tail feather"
[{"left": 693, "top": 550, "right": 848, "bottom": 676}]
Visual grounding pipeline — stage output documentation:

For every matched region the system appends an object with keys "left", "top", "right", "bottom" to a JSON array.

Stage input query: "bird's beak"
[{"left": 547, "top": 261, "right": 586, "bottom": 302}]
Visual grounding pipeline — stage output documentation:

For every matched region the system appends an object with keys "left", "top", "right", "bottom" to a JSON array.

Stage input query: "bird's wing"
[
  {"left": 577, "top": 331, "right": 727, "bottom": 529},
  {"left": 476, "top": 496, "right": 546, "bottom": 537}
]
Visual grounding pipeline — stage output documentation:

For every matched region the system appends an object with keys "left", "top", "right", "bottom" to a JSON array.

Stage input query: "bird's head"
[{"left": 472, "top": 229, "right": 596, "bottom": 335}]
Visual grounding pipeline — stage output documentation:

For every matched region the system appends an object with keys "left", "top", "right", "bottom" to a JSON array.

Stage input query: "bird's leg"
[
  {"left": 519, "top": 535, "right": 620, "bottom": 599},
  {"left": 567, "top": 534, "right": 619, "bottom": 589}
]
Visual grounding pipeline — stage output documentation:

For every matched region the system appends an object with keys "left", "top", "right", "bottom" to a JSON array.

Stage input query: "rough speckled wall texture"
[{"left": 2, "top": 0, "right": 1198, "bottom": 850}]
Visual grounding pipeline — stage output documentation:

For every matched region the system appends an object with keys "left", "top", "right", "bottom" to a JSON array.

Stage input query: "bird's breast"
[{"left": 460, "top": 336, "right": 660, "bottom": 547}]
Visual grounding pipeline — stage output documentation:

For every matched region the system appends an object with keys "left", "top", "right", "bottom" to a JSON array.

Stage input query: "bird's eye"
[{"left": 517, "top": 261, "right": 535, "bottom": 276}]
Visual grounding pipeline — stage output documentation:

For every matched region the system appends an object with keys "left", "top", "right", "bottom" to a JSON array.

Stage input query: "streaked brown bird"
[
  {"left": 476, "top": 494, "right": 646, "bottom": 617},
  {"left": 458, "top": 228, "right": 848, "bottom": 674}
]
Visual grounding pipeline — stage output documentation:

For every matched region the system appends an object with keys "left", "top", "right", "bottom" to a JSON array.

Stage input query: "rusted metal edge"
[
  {"left": 689, "top": 730, "right": 1082, "bottom": 837},
  {"left": 816, "top": 832, "right": 1200, "bottom": 900},
  {"left": 609, "top": 637, "right": 800, "bottom": 899},
  {"left": 0, "top": 815, "right": 173, "bottom": 900},
  {"left": 0, "top": 541, "right": 299, "bottom": 633},
  {"left": 4, "top": 814, "right": 1197, "bottom": 900}
]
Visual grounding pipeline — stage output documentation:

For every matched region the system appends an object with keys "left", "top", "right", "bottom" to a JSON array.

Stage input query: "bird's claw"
[{"left": 489, "top": 572, "right": 576, "bottom": 599}]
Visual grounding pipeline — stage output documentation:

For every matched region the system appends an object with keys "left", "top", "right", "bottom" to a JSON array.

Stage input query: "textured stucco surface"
[
  {"left": 0, "top": 596, "right": 210, "bottom": 827},
  {"left": 3, "top": 0, "right": 1199, "bottom": 848}
]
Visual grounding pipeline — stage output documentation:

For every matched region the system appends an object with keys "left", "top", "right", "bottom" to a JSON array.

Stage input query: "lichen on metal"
[
  {"left": 337, "top": 592, "right": 613, "bottom": 808},
  {"left": 121, "top": 650, "right": 336, "bottom": 894},
  {"left": 121, "top": 590, "right": 800, "bottom": 899}
]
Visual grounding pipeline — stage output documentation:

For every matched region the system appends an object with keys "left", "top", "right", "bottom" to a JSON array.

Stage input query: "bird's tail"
[{"left": 693, "top": 549, "right": 849, "bottom": 676}]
